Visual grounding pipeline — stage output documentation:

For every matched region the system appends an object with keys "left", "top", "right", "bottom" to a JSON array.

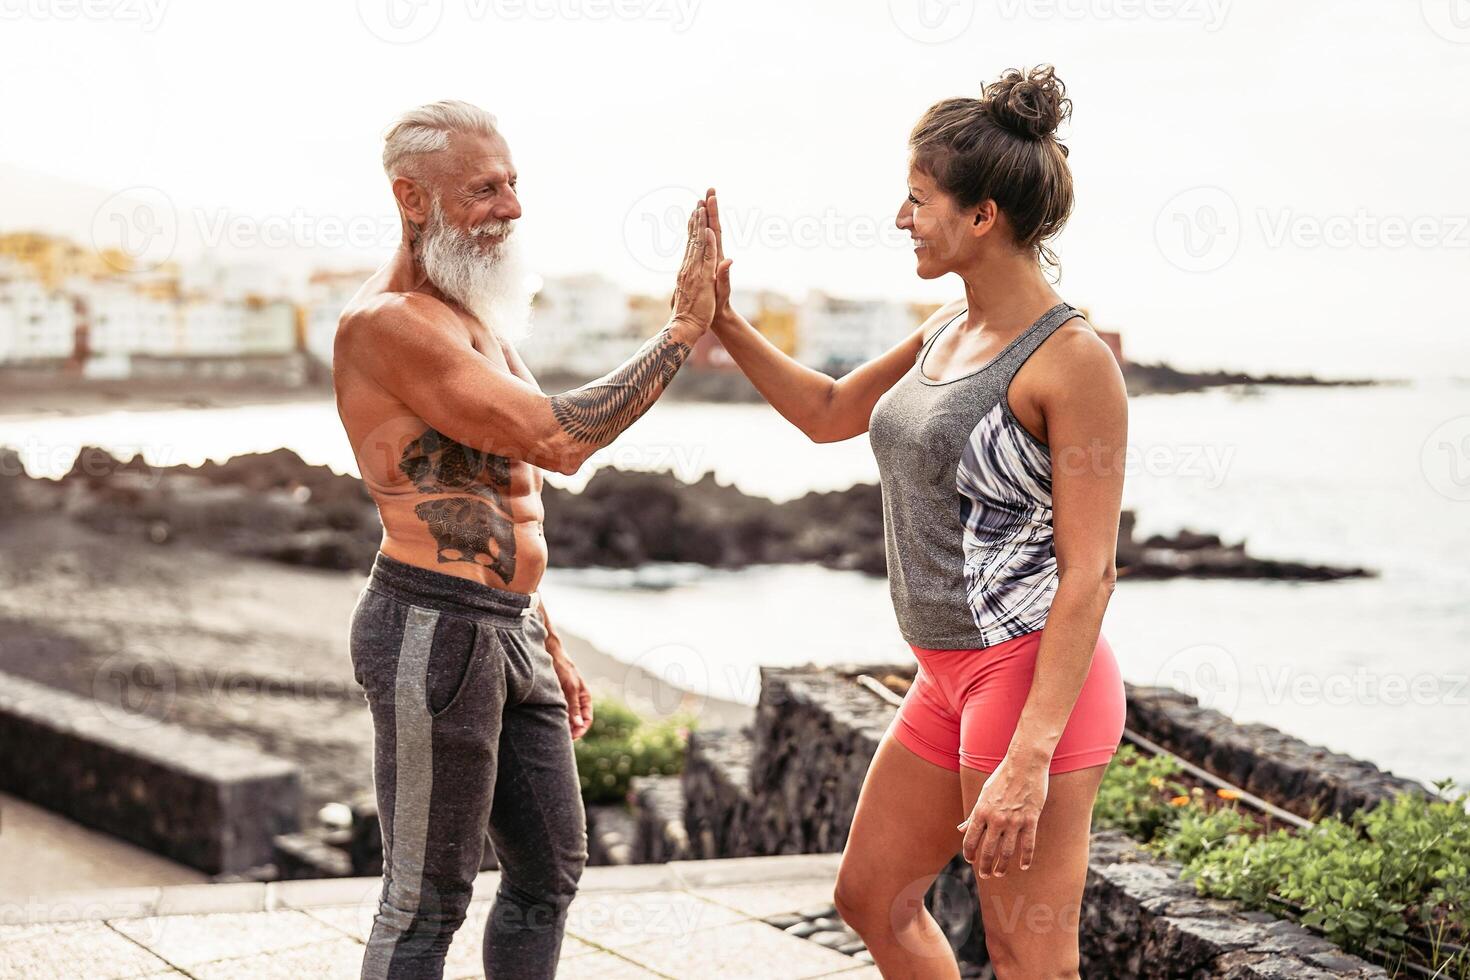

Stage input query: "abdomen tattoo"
[
  {"left": 399, "top": 427, "right": 517, "bottom": 583},
  {"left": 549, "top": 328, "right": 692, "bottom": 444}
]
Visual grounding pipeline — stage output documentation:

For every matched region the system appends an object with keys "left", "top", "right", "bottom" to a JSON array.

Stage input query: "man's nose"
[{"left": 493, "top": 189, "right": 522, "bottom": 221}]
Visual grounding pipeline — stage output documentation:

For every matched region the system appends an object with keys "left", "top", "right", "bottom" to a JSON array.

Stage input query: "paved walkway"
[
  {"left": 0, "top": 793, "right": 205, "bottom": 896},
  {"left": 0, "top": 854, "right": 880, "bottom": 979}
]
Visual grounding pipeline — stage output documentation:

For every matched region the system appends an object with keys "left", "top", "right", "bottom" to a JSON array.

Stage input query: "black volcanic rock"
[
  {"left": 1, "top": 446, "right": 1372, "bottom": 582},
  {"left": 1122, "top": 361, "right": 1381, "bottom": 396}
]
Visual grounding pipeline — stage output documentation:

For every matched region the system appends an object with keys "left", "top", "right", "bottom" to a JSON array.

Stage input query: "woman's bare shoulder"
[{"left": 919, "top": 298, "right": 967, "bottom": 343}]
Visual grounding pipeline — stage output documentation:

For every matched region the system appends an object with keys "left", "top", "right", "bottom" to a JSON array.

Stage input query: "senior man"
[{"left": 333, "top": 100, "right": 717, "bottom": 979}]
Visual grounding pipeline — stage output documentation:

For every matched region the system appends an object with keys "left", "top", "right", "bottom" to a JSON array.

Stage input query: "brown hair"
[{"left": 909, "top": 65, "right": 1074, "bottom": 271}]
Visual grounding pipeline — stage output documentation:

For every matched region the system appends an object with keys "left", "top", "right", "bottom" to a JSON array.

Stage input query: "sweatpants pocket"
[{"left": 425, "top": 612, "right": 481, "bottom": 717}]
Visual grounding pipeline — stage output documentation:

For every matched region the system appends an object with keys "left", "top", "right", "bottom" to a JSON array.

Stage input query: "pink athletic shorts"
[{"left": 891, "top": 628, "right": 1126, "bottom": 775}]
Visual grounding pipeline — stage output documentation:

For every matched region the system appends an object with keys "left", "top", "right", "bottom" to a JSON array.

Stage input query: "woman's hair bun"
[{"left": 982, "top": 65, "right": 1071, "bottom": 140}]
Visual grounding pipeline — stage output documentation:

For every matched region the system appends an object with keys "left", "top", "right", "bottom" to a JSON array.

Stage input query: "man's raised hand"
[{"left": 670, "top": 200, "right": 719, "bottom": 330}]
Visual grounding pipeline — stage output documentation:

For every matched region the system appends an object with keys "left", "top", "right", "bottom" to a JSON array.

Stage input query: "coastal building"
[
  {"left": 523, "top": 273, "right": 636, "bottom": 378},
  {"left": 76, "top": 278, "right": 178, "bottom": 358},
  {"left": 0, "top": 231, "right": 128, "bottom": 289},
  {"left": 685, "top": 289, "right": 802, "bottom": 371},
  {"left": 181, "top": 260, "right": 295, "bottom": 305},
  {"left": 732, "top": 288, "right": 800, "bottom": 357},
  {"left": 798, "top": 292, "right": 910, "bottom": 375},
  {"left": 304, "top": 269, "right": 374, "bottom": 369},
  {"left": 0, "top": 260, "right": 77, "bottom": 363},
  {"left": 627, "top": 292, "right": 672, "bottom": 341}
]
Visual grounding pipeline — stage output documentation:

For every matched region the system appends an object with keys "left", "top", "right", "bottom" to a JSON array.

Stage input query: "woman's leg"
[
  {"left": 959, "top": 762, "right": 1109, "bottom": 980},
  {"left": 834, "top": 729, "right": 969, "bottom": 979}
]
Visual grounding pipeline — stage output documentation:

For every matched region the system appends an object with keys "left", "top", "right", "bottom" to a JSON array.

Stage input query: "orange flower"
[
  {"left": 1169, "top": 795, "right": 1191, "bottom": 807},
  {"left": 1216, "top": 788, "right": 1240, "bottom": 800}
]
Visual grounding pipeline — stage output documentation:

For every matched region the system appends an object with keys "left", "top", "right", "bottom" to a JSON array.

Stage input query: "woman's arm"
[
  {"left": 1005, "top": 328, "right": 1128, "bottom": 761},
  {"left": 960, "top": 324, "right": 1128, "bottom": 878},
  {"left": 711, "top": 305, "right": 930, "bottom": 443},
  {"left": 705, "top": 188, "right": 952, "bottom": 443}
]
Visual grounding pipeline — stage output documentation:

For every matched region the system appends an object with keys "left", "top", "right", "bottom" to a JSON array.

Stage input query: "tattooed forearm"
[
  {"left": 548, "top": 328, "right": 692, "bottom": 445},
  {"left": 400, "top": 427, "right": 518, "bottom": 583}
]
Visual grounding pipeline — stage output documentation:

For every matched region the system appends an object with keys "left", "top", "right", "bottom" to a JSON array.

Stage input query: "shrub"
[
  {"left": 1092, "top": 743, "right": 1191, "bottom": 842},
  {"left": 573, "top": 697, "right": 694, "bottom": 805},
  {"left": 1095, "top": 748, "right": 1470, "bottom": 977}
]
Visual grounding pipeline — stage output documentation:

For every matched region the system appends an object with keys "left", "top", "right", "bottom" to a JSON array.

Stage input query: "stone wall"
[
  {"left": 1124, "top": 685, "right": 1427, "bottom": 820},
  {"left": 682, "top": 727, "right": 763, "bottom": 859},
  {"left": 671, "top": 665, "right": 1414, "bottom": 977},
  {"left": 748, "top": 666, "right": 897, "bottom": 854},
  {"left": 0, "top": 672, "right": 302, "bottom": 875},
  {"left": 627, "top": 775, "right": 691, "bottom": 864},
  {"left": 1080, "top": 831, "right": 1386, "bottom": 978}
]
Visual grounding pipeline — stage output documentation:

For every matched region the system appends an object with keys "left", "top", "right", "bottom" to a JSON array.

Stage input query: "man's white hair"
[{"left": 382, "top": 100, "right": 499, "bottom": 180}]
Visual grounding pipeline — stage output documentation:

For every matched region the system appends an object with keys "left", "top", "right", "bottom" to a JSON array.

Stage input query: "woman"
[{"left": 705, "top": 65, "right": 1128, "bottom": 978}]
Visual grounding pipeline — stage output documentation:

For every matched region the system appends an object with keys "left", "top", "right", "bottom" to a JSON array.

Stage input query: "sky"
[{"left": 2, "top": 0, "right": 1468, "bottom": 379}]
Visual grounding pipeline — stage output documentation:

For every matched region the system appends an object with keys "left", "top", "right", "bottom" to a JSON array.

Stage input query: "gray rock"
[
  {"left": 808, "top": 930, "right": 850, "bottom": 949},
  {"left": 797, "top": 902, "right": 839, "bottom": 920}
]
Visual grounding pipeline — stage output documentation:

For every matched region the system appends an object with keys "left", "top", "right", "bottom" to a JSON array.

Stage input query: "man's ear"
[{"left": 392, "top": 176, "right": 430, "bottom": 227}]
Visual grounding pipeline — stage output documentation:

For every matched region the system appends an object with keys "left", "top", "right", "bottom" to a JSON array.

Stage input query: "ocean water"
[{"left": 2, "top": 379, "right": 1467, "bottom": 789}]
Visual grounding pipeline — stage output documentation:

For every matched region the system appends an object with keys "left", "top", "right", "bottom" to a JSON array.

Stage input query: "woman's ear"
[{"left": 970, "top": 199, "right": 999, "bottom": 238}]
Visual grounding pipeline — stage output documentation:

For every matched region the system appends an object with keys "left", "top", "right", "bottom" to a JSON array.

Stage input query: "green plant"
[
  {"left": 1095, "top": 744, "right": 1470, "bottom": 977},
  {"left": 1149, "top": 798, "right": 1258, "bottom": 866},
  {"left": 1178, "top": 778, "right": 1470, "bottom": 977},
  {"left": 573, "top": 697, "right": 694, "bottom": 805},
  {"left": 1092, "top": 744, "right": 1191, "bottom": 843}
]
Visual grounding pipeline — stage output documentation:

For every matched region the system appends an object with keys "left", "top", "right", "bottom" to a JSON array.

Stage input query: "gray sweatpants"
[{"left": 349, "top": 552, "right": 588, "bottom": 979}]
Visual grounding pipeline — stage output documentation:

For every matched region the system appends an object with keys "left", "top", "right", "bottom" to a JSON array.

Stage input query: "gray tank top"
[{"left": 868, "top": 301, "right": 1083, "bottom": 649}]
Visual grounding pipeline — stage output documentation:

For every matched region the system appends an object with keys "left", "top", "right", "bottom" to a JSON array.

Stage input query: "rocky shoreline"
[
  {"left": 1119, "top": 361, "right": 1382, "bottom": 396},
  {"left": 0, "top": 446, "right": 1372, "bottom": 583},
  {"left": 537, "top": 359, "right": 1385, "bottom": 404},
  {"left": 0, "top": 357, "right": 1384, "bottom": 418}
]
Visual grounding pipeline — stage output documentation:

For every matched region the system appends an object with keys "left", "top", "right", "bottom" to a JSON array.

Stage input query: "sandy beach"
[
  {"left": 0, "top": 511, "right": 752, "bottom": 825},
  {"left": 0, "top": 380, "right": 336, "bottom": 419}
]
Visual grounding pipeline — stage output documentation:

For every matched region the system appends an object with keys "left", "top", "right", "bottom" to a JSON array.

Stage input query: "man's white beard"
[{"left": 418, "top": 198, "right": 533, "bottom": 343}]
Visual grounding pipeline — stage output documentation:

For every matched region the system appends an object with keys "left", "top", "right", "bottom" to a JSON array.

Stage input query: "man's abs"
[{"left": 351, "top": 418, "right": 550, "bottom": 595}]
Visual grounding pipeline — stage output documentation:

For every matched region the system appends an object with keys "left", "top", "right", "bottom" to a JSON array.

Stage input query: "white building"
[
  {"left": 240, "top": 299, "right": 297, "bottom": 355},
  {"left": 75, "top": 278, "right": 177, "bottom": 357},
  {"left": 798, "top": 292, "right": 910, "bottom": 374},
  {"left": 303, "top": 270, "right": 370, "bottom": 369},
  {"left": 0, "top": 261, "right": 76, "bottom": 363},
  {"left": 181, "top": 260, "right": 294, "bottom": 303},
  {"left": 177, "top": 297, "right": 248, "bottom": 356},
  {"left": 522, "top": 274, "right": 634, "bottom": 377}
]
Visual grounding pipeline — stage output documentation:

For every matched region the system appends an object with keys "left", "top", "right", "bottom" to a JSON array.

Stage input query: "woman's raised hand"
[{"left": 705, "top": 187, "right": 735, "bottom": 321}]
